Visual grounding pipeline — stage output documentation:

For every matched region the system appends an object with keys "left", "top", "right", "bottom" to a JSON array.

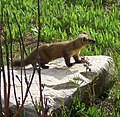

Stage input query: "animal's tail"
[{"left": 12, "top": 58, "right": 30, "bottom": 67}]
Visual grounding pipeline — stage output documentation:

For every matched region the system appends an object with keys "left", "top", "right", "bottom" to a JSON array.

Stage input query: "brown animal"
[{"left": 12, "top": 33, "right": 95, "bottom": 68}]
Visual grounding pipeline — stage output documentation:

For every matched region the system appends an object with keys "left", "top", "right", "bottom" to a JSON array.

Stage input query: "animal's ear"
[{"left": 82, "top": 32, "right": 87, "bottom": 34}]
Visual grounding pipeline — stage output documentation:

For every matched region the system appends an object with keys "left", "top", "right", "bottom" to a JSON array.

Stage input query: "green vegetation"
[
  {"left": 1, "top": 0, "right": 120, "bottom": 116},
  {"left": 59, "top": 94, "right": 120, "bottom": 117}
]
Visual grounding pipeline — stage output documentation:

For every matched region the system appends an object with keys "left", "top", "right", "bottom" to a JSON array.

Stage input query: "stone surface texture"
[{"left": 1, "top": 56, "right": 115, "bottom": 116}]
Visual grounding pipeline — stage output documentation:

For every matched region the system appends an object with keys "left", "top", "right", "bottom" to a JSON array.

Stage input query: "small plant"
[
  {"left": 68, "top": 97, "right": 86, "bottom": 117},
  {"left": 114, "top": 91, "right": 120, "bottom": 113}
]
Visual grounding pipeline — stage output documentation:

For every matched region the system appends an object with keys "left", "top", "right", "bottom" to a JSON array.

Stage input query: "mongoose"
[{"left": 12, "top": 33, "right": 95, "bottom": 69}]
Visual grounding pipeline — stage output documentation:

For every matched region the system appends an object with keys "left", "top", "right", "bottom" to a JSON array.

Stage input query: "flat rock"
[{"left": 1, "top": 56, "right": 115, "bottom": 116}]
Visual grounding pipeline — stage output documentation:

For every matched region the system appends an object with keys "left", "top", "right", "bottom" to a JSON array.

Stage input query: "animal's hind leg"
[{"left": 41, "top": 64, "right": 49, "bottom": 69}]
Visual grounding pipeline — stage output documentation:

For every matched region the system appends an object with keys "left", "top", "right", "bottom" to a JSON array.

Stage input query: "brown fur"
[{"left": 12, "top": 33, "right": 95, "bottom": 68}]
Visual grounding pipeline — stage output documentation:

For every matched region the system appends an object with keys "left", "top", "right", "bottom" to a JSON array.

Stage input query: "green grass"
[{"left": 1, "top": 0, "right": 120, "bottom": 116}]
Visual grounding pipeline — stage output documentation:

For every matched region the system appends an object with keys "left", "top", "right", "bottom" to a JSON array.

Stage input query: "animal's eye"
[{"left": 82, "top": 37, "right": 87, "bottom": 43}]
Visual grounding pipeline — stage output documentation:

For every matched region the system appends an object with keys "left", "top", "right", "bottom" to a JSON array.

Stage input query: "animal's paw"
[
  {"left": 67, "top": 63, "right": 74, "bottom": 67},
  {"left": 42, "top": 65, "right": 49, "bottom": 69}
]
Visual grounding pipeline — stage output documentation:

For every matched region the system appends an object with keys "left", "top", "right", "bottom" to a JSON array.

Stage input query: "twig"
[
  {"left": 13, "top": 67, "right": 36, "bottom": 117},
  {"left": 24, "top": 75, "right": 36, "bottom": 108},
  {"left": 37, "top": 0, "right": 46, "bottom": 116},
  {"left": 3, "top": 31, "right": 9, "bottom": 117},
  {"left": 81, "top": 57, "right": 91, "bottom": 72},
  {"left": 6, "top": 11, "right": 19, "bottom": 108},
  {"left": 83, "top": 63, "right": 91, "bottom": 72},
  {"left": 19, "top": 42, "right": 24, "bottom": 102},
  {"left": 13, "top": 12, "right": 28, "bottom": 57},
  {"left": 13, "top": 12, "right": 26, "bottom": 102},
  {"left": 13, "top": 12, "right": 30, "bottom": 103},
  {"left": 0, "top": 1, "right": 7, "bottom": 116},
  {"left": 0, "top": 20, "right": 3, "bottom": 117},
  {"left": 16, "top": 75, "right": 22, "bottom": 83},
  {"left": 16, "top": 74, "right": 36, "bottom": 109},
  {"left": 3, "top": 11, "right": 12, "bottom": 117}
]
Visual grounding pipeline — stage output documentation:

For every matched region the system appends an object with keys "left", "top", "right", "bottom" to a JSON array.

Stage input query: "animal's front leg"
[
  {"left": 64, "top": 56, "right": 74, "bottom": 67},
  {"left": 73, "top": 55, "right": 82, "bottom": 63}
]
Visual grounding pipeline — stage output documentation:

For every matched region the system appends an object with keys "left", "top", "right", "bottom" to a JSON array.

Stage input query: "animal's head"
[{"left": 76, "top": 32, "right": 95, "bottom": 46}]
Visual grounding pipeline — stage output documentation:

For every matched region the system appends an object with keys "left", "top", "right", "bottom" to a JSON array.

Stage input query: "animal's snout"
[{"left": 89, "top": 39, "right": 96, "bottom": 44}]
